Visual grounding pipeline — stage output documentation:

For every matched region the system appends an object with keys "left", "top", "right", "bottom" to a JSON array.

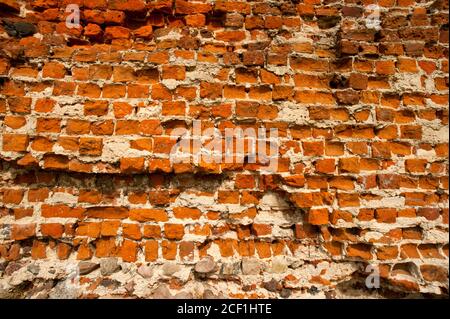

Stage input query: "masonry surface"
[{"left": 0, "top": 0, "right": 448, "bottom": 299}]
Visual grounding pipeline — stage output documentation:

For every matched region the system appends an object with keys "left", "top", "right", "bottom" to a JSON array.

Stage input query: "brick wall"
[{"left": 0, "top": 0, "right": 448, "bottom": 298}]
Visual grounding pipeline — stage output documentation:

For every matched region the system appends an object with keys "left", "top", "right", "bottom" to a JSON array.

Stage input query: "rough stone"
[
  {"left": 271, "top": 257, "right": 288, "bottom": 273},
  {"left": 78, "top": 262, "right": 100, "bottom": 275},
  {"left": 263, "top": 279, "right": 281, "bottom": 292},
  {"left": 3, "top": 21, "right": 37, "bottom": 38},
  {"left": 137, "top": 265, "right": 153, "bottom": 279},
  {"left": 221, "top": 262, "right": 241, "bottom": 276},
  {"left": 162, "top": 262, "right": 181, "bottom": 276},
  {"left": 5, "top": 262, "right": 24, "bottom": 276},
  {"left": 174, "top": 291, "right": 193, "bottom": 299},
  {"left": 151, "top": 284, "right": 172, "bottom": 299},
  {"left": 27, "top": 264, "right": 40, "bottom": 276},
  {"left": 280, "top": 288, "right": 292, "bottom": 298},
  {"left": 100, "top": 258, "right": 120, "bottom": 276},
  {"left": 241, "top": 257, "right": 261, "bottom": 275}
]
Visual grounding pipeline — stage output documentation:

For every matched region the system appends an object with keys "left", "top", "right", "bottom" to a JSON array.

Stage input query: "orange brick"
[
  {"left": 216, "top": 30, "right": 246, "bottom": 42},
  {"left": 95, "top": 238, "right": 119, "bottom": 258},
  {"left": 42, "top": 61, "right": 66, "bottom": 78},
  {"left": 57, "top": 243, "right": 72, "bottom": 260},
  {"left": 164, "top": 223, "right": 184, "bottom": 240},
  {"left": 129, "top": 209, "right": 168, "bottom": 222},
  {"left": 314, "top": 158, "right": 335, "bottom": 174},
  {"left": 218, "top": 190, "right": 240, "bottom": 204},
  {"left": 14, "top": 208, "right": 32, "bottom": 220},
  {"left": 11, "top": 224, "right": 36, "bottom": 240},
  {"left": 36, "top": 118, "right": 61, "bottom": 133},
  {"left": 235, "top": 174, "right": 256, "bottom": 189},
  {"left": 31, "top": 240, "right": 47, "bottom": 259},
  {"left": 86, "top": 207, "right": 128, "bottom": 219},
  {"left": 173, "top": 207, "right": 202, "bottom": 220},
  {"left": 120, "top": 239, "right": 137, "bottom": 262},
  {"left": 302, "top": 141, "right": 324, "bottom": 156},
  {"left": 347, "top": 244, "right": 373, "bottom": 260},
  {"left": 251, "top": 224, "right": 272, "bottom": 236},
  {"left": 162, "top": 65, "right": 186, "bottom": 80},
  {"left": 122, "top": 223, "right": 141, "bottom": 240},
  {"left": 41, "top": 223, "right": 64, "bottom": 238},
  {"left": 76, "top": 222, "right": 101, "bottom": 238},
  {"left": 113, "top": 102, "right": 133, "bottom": 118},
  {"left": 375, "top": 208, "right": 397, "bottom": 223},
  {"left": 307, "top": 208, "right": 329, "bottom": 225},
  {"left": 120, "top": 157, "right": 145, "bottom": 173},
  {"left": 79, "top": 137, "right": 103, "bottom": 156},
  {"left": 2, "top": 189, "right": 25, "bottom": 204},
  {"left": 162, "top": 101, "right": 186, "bottom": 116},
  {"left": 101, "top": 221, "right": 120, "bottom": 236}
]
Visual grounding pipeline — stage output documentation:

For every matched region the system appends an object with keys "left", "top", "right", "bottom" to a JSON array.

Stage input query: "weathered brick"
[{"left": 0, "top": 0, "right": 446, "bottom": 299}]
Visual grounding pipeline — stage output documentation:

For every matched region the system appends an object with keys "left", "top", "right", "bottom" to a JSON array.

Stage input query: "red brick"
[
  {"left": 145, "top": 240, "right": 159, "bottom": 261},
  {"left": 86, "top": 207, "right": 128, "bottom": 219},
  {"left": 173, "top": 207, "right": 202, "bottom": 220},
  {"left": 11, "top": 224, "right": 36, "bottom": 240},
  {"left": 307, "top": 208, "right": 329, "bottom": 225},
  {"left": 129, "top": 209, "right": 168, "bottom": 222},
  {"left": 164, "top": 223, "right": 185, "bottom": 240}
]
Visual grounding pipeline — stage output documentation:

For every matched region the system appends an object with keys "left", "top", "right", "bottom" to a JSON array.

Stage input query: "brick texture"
[{"left": 0, "top": 0, "right": 448, "bottom": 298}]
